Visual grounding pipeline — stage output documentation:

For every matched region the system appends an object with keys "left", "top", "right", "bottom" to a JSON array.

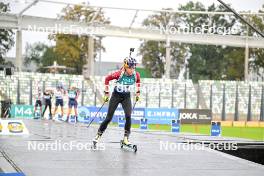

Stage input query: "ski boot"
[{"left": 92, "top": 133, "right": 101, "bottom": 149}]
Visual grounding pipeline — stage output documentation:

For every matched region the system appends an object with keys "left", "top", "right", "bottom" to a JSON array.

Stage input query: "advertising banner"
[
  {"left": 179, "top": 109, "right": 212, "bottom": 124},
  {"left": 0, "top": 119, "right": 29, "bottom": 135},
  {"left": 10, "top": 105, "right": 34, "bottom": 119},
  {"left": 145, "top": 108, "right": 179, "bottom": 124}
]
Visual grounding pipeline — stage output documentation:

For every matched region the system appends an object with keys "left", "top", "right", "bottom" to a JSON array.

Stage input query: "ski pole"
[
  {"left": 132, "top": 96, "right": 139, "bottom": 115},
  {"left": 87, "top": 101, "right": 106, "bottom": 128},
  {"left": 132, "top": 100, "right": 137, "bottom": 112}
]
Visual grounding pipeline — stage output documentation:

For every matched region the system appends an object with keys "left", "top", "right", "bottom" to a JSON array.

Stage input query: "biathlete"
[
  {"left": 42, "top": 88, "right": 53, "bottom": 119},
  {"left": 53, "top": 84, "right": 66, "bottom": 120},
  {"left": 34, "top": 87, "right": 42, "bottom": 119},
  {"left": 66, "top": 83, "right": 80, "bottom": 122},
  {"left": 93, "top": 57, "right": 140, "bottom": 146}
]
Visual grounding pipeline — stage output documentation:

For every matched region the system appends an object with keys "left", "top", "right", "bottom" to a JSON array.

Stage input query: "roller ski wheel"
[
  {"left": 92, "top": 134, "right": 101, "bottom": 150},
  {"left": 120, "top": 140, "right": 124, "bottom": 148},
  {"left": 133, "top": 145, "right": 137, "bottom": 153},
  {"left": 91, "top": 140, "right": 98, "bottom": 149},
  {"left": 120, "top": 140, "right": 137, "bottom": 153}
]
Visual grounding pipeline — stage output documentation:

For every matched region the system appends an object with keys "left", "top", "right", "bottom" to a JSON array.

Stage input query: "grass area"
[
  {"left": 221, "top": 126, "right": 264, "bottom": 141},
  {"left": 111, "top": 123, "right": 264, "bottom": 141}
]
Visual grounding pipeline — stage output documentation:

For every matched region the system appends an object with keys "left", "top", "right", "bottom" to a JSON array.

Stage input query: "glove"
[
  {"left": 103, "top": 91, "right": 109, "bottom": 102},
  {"left": 136, "top": 95, "right": 140, "bottom": 102},
  {"left": 103, "top": 96, "right": 109, "bottom": 102},
  {"left": 136, "top": 91, "right": 140, "bottom": 102}
]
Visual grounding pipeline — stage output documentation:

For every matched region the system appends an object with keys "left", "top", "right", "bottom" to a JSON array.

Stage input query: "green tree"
[
  {"left": 49, "top": 3, "right": 110, "bottom": 74},
  {"left": 245, "top": 5, "right": 264, "bottom": 74},
  {"left": 224, "top": 47, "right": 245, "bottom": 80},
  {"left": 140, "top": 8, "right": 188, "bottom": 78},
  {"left": 178, "top": 2, "right": 245, "bottom": 82},
  {"left": 24, "top": 42, "right": 46, "bottom": 67},
  {"left": 140, "top": 41, "right": 165, "bottom": 78},
  {"left": 24, "top": 42, "right": 62, "bottom": 72},
  {"left": 0, "top": 2, "right": 14, "bottom": 65},
  {"left": 139, "top": 2, "right": 246, "bottom": 80}
]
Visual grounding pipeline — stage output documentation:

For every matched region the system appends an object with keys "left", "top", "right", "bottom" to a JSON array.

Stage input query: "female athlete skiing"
[{"left": 93, "top": 56, "right": 140, "bottom": 146}]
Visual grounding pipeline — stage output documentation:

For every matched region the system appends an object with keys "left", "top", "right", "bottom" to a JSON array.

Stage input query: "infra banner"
[{"left": 144, "top": 108, "right": 179, "bottom": 124}]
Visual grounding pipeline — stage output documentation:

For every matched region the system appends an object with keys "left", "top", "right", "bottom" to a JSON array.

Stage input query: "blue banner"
[
  {"left": 145, "top": 108, "right": 179, "bottom": 124},
  {"left": 140, "top": 118, "right": 148, "bottom": 130},
  {"left": 114, "top": 107, "right": 145, "bottom": 124},
  {"left": 118, "top": 117, "right": 125, "bottom": 127},
  {"left": 171, "top": 119, "right": 180, "bottom": 133},
  {"left": 87, "top": 106, "right": 108, "bottom": 123},
  {"left": 211, "top": 122, "right": 221, "bottom": 136},
  {"left": 131, "top": 108, "right": 145, "bottom": 124},
  {"left": 78, "top": 106, "right": 177, "bottom": 125},
  {"left": 77, "top": 106, "right": 145, "bottom": 124}
]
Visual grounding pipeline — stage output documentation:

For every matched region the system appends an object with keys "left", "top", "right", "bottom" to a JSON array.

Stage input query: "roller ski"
[{"left": 120, "top": 136, "right": 137, "bottom": 153}]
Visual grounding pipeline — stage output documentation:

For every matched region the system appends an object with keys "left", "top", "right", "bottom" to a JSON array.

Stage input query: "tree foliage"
[
  {"left": 0, "top": 2, "right": 14, "bottom": 66},
  {"left": 140, "top": 8, "right": 188, "bottom": 78},
  {"left": 139, "top": 1, "right": 264, "bottom": 81},
  {"left": 48, "top": 3, "right": 110, "bottom": 74}
]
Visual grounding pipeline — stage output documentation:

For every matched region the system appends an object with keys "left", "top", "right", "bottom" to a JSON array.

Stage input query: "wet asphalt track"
[{"left": 0, "top": 119, "right": 263, "bottom": 176}]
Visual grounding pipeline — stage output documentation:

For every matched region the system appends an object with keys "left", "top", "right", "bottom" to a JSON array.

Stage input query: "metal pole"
[
  {"left": 260, "top": 85, "right": 264, "bottom": 121},
  {"left": 210, "top": 84, "right": 213, "bottom": 111},
  {"left": 39, "top": 0, "right": 264, "bottom": 16},
  {"left": 171, "top": 84, "right": 174, "bottom": 108},
  {"left": 81, "top": 80, "right": 84, "bottom": 106},
  {"left": 94, "top": 89, "right": 97, "bottom": 107},
  {"left": 16, "top": 30, "right": 22, "bottom": 71},
  {"left": 146, "top": 86, "right": 148, "bottom": 108},
  {"left": 197, "top": 83, "right": 200, "bottom": 109},
  {"left": 42, "top": 81, "right": 45, "bottom": 92},
  {"left": 88, "top": 37, "right": 95, "bottom": 77},
  {"left": 158, "top": 83, "right": 161, "bottom": 108},
  {"left": 98, "top": 37, "right": 102, "bottom": 76},
  {"left": 221, "top": 84, "right": 226, "bottom": 121},
  {"left": 17, "top": 79, "right": 20, "bottom": 104},
  {"left": 165, "top": 37, "right": 171, "bottom": 79},
  {"left": 247, "top": 85, "right": 252, "bottom": 121},
  {"left": 186, "top": 66, "right": 189, "bottom": 80},
  {"left": 234, "top": 83, "right": 239, "bottom": 121},
  {"left": 244, "top": 26, "right": 249, "bottom": 81},
  {"left": 29, "top": 79, "right": 33, "bottom": 105},
  {"left": 184, "top": 83, "right": 187, "bottom": 109}
]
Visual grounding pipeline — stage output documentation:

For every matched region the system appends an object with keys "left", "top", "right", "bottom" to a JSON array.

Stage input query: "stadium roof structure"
[
  {"left": 1, "top": 0, "right": 264, "bottom": 47},
  {"left": 0, "top": 0, "right": 264, "bottom": 79}
]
